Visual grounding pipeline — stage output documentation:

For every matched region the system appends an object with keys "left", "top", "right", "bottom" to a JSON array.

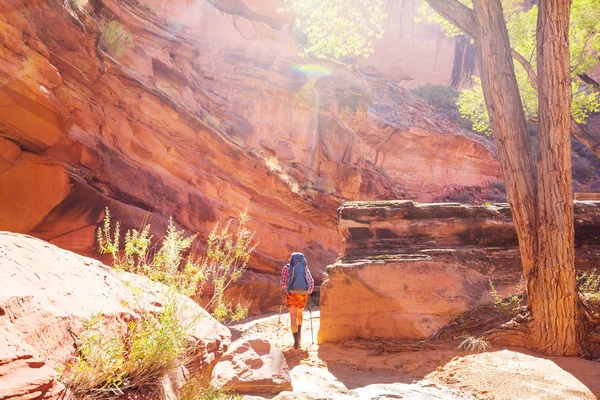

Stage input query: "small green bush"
[
  {"left": 100, "top": 20, "right": 134, "bottom": 59},
  {"left": 97, "top": 208, "right": 255, "bottom": 322},
  {"left": 488, "top": 277, "right": 525, "bottom": 312},
  {"left": 180, "top": 379, "right": 241, "bottom": 400},
  {"left": 61, "top": 291, "right": 192, "bottom": 398},
  {"left": 578, "top": 269, "right": 600, "bottom": 300},
  {"left": 411, "top": 84, "right": 473, "bottom": 131}
]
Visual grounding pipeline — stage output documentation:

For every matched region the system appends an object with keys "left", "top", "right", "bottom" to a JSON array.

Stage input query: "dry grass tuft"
[{"left": 457, "top": 336, "right": 491, "bottom": 354}]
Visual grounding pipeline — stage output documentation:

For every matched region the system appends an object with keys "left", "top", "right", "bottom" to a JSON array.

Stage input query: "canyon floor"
[{"left": 230, "top": 310, "right": 600, "bottom": 400}]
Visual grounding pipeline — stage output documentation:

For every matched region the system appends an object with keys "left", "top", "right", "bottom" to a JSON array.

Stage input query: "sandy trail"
[{"left": 230, "top": 309, "right": 600, "bottom": 399}]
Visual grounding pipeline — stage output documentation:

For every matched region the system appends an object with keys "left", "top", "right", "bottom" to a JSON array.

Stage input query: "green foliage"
[
  {"left": 200, "top": 211, "right": 256, "bottom": 322},
  {"left": 61, "top": 292, "right": 192, "bottom": 398},
  {"left": 420, "top": 0, "right": 600, "bottom": 132},
  {"left": 97, "top": 208, "right": 255, "bottom": 322},
  {"left": 283, "top": 0, "right": 387, "bottom": 59},
  {"left": 97, "top": 208, "right": 120, "bottom": 261},
  {"left": 180, "top": 379, "right": 242, "bottom": 400},
  {"left": 488, "top": 276, "right": 525, "bottom": 312},
  {"left": 578, "top": 269, "right": 600, "bottom": 299},
  {"left": 100, "top": 20, "right": 135, "bottom": 59},
  {"left": 456, "top": 78, "right": 492, "bottom": 134}
]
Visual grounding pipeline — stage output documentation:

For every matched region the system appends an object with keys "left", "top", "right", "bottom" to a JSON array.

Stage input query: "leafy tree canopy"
[
  {"left": 283, "top": 0, "right": 388, "bottom": 59},
  {"left": 419, "top": 0, "right": 600, "bottom": 133}
]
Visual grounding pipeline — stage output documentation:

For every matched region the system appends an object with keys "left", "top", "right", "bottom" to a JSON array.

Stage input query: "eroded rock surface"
[
  {"left": 319, "top": 201, "right": 600, "bottom": 343},
  {"left": 211, "top": 337, "right": 292, "bottom": 394},
  {"left": 0, "top": 0, "right": 501, "bottom": 313},
  {"left": 0, "top": 231, "right": 230, "bottom": 399}
]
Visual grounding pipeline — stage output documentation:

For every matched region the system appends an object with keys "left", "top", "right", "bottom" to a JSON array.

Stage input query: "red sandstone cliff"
[{"left": 0, "top": 0, "right": 501, "bottom": 311}]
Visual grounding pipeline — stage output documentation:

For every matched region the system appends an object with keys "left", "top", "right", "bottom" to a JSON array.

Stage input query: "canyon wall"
[
  {"left": 0, "top": 0, "right": 499, "bottom": 312},
  {"left": 318, "top": 201, "right": 600, "bottom": 343},
  {"left": 361, "top": 0, "right": 471, "bottom": 88}
]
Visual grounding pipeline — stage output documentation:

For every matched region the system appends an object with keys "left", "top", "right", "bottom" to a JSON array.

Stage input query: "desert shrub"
[
  {"left": 265, "top": 157, "right": 301, "bottom": 194},
  {"left": 411, "top": 85, "right": 473, "bottom": 130},
  {"left": 61, "top": 291, "right": 192, "bottom": 399},
  {"left": 578, "top": 269, "right": 600, "bottom": 300},
  {"left": 72, "top": 0, "right": 89, "bottom": 9},
  {"left": 100, "top": 20, "right": 134, "bottom": 59},
  {"left": 266, "top": 157, "right": 285, "bottom": 174},
  {"left": 489, "top": 277, "right": 525, "bottom": 312},
  {"left": 97, "top": 208, "right": 255, "bottom": 322},
  {"left": 180, "top": 379, "right": 241, "bottom": 400},
  {"left": 457, "top": 336, "right": 491, "bottom": 353}
]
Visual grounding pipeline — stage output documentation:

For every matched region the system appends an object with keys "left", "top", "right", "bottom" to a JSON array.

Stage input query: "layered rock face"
[
  {"left": 318, "top": 201, "right": 600, "bottom": 343},
  {"left": 0, "top": 0, "right": 500, "bottom": 312},
  {"left": 0, "top": 231, "right": 231, "bottom": 399}
]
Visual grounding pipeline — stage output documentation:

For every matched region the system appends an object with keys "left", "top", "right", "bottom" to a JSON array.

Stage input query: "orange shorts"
[{"left": 286, "top": 292, "right": 309, "bottom": 309}]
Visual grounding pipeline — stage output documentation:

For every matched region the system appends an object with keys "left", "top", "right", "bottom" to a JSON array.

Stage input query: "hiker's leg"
[
  {"left": 289, "top": 307, "right": 298, "bottom": 333},
  {"left": 297, "top": 306, "right": 303, "bottom": 327},
  {"left": 297, "top": 306, "right": 303, "bottom": 344}
]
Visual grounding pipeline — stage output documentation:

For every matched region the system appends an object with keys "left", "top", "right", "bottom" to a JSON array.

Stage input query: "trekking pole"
[
  {"left": 309, "top": 294, "right": 314, "bottom": 344},
  {"left": 277, "top": 288, "right": 284, "bottom": 339}
]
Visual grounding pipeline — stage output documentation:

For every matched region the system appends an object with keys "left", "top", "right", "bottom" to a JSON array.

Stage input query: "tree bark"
[
  {"left": 424, "top": 0, "right": 589, "bottom": 356},
  {"left": 510, "top": 48, "right": 600, "bottom": 160},
  {"left": 531, "top": 0, "right": 582, "bottom": 356},
  {"left": 471, "top": 0, "right": 538, "bottom": 282}
]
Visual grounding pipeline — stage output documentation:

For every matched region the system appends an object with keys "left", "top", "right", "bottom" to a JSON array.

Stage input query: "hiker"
[{"left": 280, "top": 252, "right": 314, "bottom": 349}]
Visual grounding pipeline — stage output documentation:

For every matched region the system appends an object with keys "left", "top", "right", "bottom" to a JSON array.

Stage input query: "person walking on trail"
[{"left": 280, "top": 252, "right": 314, "bottom": 349}]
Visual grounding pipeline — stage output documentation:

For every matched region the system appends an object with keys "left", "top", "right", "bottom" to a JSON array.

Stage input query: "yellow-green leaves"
[
  {"left": 284, "top": 0, "right": 387, "bottom": 59},
  {"left": 422, "top": 0, "right": 600, "bottom": 131}
]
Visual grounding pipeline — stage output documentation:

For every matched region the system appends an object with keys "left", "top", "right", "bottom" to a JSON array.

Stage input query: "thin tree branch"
[
  {"left": 578, "top": 73, "right": 600, "bottom": 92},
  {"left": 424, "top": 0, "right": 478, "bottom": 39},
  {"left": 511, "top": 49, "right": 539, "bottom": 91},
  {"left": 571, "top": 122, "right": 600, "bottom": 159},
  {"left": 511, "top": 49, "right": 600, "bottom": 159}
]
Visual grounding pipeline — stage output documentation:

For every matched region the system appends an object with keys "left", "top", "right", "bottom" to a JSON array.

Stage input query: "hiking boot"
[
  {"left": 298, "top": 324, "right": 302, "bottom": 344},
  {"left": 293, "top": 332, "right": 299, "bottom": 349}
]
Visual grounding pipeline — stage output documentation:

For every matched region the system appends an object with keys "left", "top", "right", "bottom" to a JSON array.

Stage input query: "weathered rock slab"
[
  {"left": 319, "top": 201, "right": 600, "bottom": 343},
  {"left": 211, "top": 338, "right": 292, "bottom": 394},
  {"left": 0, "top": 231, "right": 230, "bottom": 399}
]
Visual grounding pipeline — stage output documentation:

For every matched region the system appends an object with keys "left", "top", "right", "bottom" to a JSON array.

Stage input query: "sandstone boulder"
[
  {"left": 211, "top": 338, "right": 292, "bottom": 394},
  {"left": 319, "top": 201, "right": 600, "bottom": 343},
  {"left": 0, "top": 231, "right": 231, "bottom": 399}
]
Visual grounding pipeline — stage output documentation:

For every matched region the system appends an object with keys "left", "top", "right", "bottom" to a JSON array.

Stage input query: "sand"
[{"left": 231, "top": 310, "right": 600, "bottom": 399}]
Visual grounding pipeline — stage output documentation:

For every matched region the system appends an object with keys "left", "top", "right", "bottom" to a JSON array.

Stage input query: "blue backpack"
[{"left": 286, "top": 252, "right": 309, "bottom": 294}]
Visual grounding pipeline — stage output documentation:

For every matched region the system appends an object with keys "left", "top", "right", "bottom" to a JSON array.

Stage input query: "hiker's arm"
[
  {"left": 306, "top": 267, "right": 314, "bottom": 294},
  {"left": 280, "top": 264, "right": 289, "bottom": 289}
]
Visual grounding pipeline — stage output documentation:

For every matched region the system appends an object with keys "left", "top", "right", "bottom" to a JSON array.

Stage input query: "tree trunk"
[
  {"left": 471, "top": 0, "right": 538, "bottom": 281},
  {"left": 531, "top": 0, "right": 582, "bottom": 355}
]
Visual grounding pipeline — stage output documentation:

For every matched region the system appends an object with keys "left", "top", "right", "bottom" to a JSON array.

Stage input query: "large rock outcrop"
[
  {"left": 0, "top": 231, "right": 230, "bottom": 399},
  {"left": 0, "top": 0, "right": 501, "bottom": 312},
  {"left": 318, "top": 201, "right": 600, "bottom": 343}
]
